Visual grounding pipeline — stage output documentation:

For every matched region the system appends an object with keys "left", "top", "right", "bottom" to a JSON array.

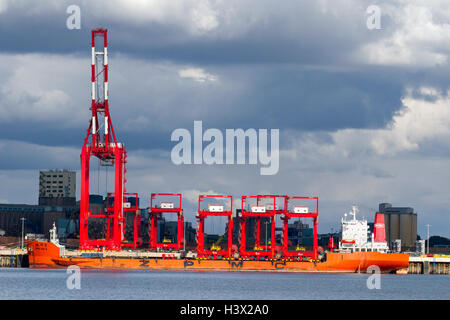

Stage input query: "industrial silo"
[
  {"left": 378, "top": 203, "right": 418, "bottom": 251},
  {"left": 383, "top": 213, "right": 390, "bottom": 244},
  {"left": 389, "top": 213, "right": 400, "bottom": 247},
  {"left": 400, "top": 213, "right": 413, "bottom": 249}
]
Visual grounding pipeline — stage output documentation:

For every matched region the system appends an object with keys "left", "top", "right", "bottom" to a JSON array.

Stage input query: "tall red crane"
[{"left": 79, "top": 28, "right": 127, "bottom": 251}]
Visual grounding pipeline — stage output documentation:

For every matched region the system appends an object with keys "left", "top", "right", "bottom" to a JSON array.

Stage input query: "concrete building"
[
  {"left": 0, "top": 204, "right": 68, "bottom": 237},
  {"left": 0, "top": 170, "right": 78, "bottom": 239},
  {"left": 39, "top": 169, "right": 76, "bottom": 206},
  {"left": 415, "top": 239, "right": 426, "bottom": 255},
  {"left": 378, "top": 203, "right": 417, "bottom": 251},
  {"left": 183, "top": 222, "right": 197, "bottom": 248}
]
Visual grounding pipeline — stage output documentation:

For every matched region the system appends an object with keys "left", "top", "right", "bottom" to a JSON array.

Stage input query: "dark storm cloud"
[
  {"left": 0, "top": 0, "right": 443, "bottom": 148},
  {"left": 212, "top": 66, "right": 404, "bottom": 131},
  {"left": 0, "top": 139, "right": 79, "bottom": 170},
  {"left": 0, "top": 0, "right": 381, "bottom": 66},
  {"left": 0, "top": 60, "right": 405, "bottom": 152},
  {"left": 1, "top": 0, "right": 450, "bottom": 237},
  {"left": 0, "top": 122, "right": 169, "bottom": 152}
]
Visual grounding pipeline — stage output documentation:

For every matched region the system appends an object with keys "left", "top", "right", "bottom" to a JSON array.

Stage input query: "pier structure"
[
  {"left": 0, "top": 249, "right": 28, "bottom": 268},
  {"left": 408, "top": 255, "right": 450, "bottom": 275}
]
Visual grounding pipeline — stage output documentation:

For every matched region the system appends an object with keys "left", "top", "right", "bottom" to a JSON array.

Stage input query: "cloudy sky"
[{"left": 1, "top": 0, "right": 449, "bottom": 237}]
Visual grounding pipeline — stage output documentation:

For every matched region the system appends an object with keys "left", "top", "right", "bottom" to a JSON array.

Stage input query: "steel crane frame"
[
  {"left": 79, "top": 28, "right": 127, "bottom": 251},
  {"left": 239, "top": 195, "right": 286, "bottom": 259},
  {"left": 282, "top": 196, "right": 319, "bottom": 260},
  {"left": 106, "top": 192, "right": 141, "bottom": 249},
  {"left": 196, "top": 195, "right": 233, "bottom": 259},
  {"left": 148, "top": 193, "right": 184, "bottom": 250},
  {"left": 255, "top": 194, "right": 287, "bottom": 252}
]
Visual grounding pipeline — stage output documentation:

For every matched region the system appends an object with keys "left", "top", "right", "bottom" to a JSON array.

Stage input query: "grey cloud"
[
  {"left": 0, "top": 0, "right": 394, "bottom": 66},
  {"left": 0, "top": 52, "right": 408, "bottom": 151},
  {"left": 1, "top": 0, "right": 450, "bottom": 237}
]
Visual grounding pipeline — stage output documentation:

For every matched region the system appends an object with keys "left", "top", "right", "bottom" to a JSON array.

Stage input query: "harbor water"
[{"left": 0, "top": 268, "right": 448, "bottom": 300}]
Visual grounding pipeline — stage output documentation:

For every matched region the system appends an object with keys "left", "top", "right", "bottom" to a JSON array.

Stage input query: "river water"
[{"left": 0, "top": 268, "right": 448, "bottom": 300}]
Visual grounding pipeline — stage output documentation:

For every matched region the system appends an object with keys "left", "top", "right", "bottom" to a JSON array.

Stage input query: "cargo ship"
[{"left": 27, "top": 206, "right": 409, "bottom": 273}]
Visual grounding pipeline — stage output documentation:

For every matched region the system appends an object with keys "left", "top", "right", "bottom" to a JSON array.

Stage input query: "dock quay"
[
  {"left": 0, "top": 249, "right": 28, "bottom": 268},
  {"left": 408, "top": 255, "right": 450, "bottom": 274},
  {"left": 3, "top": 245, "right": 450, "bottom": 274}
]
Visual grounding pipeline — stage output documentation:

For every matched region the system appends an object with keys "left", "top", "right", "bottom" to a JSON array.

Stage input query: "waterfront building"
[{"left": 378, "top": 203, "right": 417, "bottom": 252}]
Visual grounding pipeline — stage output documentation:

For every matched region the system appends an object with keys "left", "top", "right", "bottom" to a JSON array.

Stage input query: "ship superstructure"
[{"left": 339, "top": 206, "right": 389, "bottom": 253}]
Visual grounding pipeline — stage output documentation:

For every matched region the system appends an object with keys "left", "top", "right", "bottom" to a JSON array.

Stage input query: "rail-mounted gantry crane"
[
  {"left": 281, "top": 196, "right": 319, "bottom": 260},
  {"left": 148, "top": 193, "right": 184, "bottom": 250},
  {"left": 238, "top": 195, "right": 287, "bottom": 259},
  {"left": 196, "top": 195, "right": 234, "bottom": 259}
]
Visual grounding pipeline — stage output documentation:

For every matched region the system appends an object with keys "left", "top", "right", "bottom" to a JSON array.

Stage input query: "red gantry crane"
[
  {"left": 148, "top": 193, "right": 184, "bottom": 250},
  {"left": 196, "top": 195, "right": 234, "bottom": 259},
  {"left": 239, "top": 195, "right": 286, "bottom": 259},
  {"left": 282, "top": 196, "right": 319, "bottom": 260},
  {"left": 106, "top": 192, "right": 142, "bottom": 249},
  {"left": 79, "top": 28, "right": 128, "bottom": 251}
]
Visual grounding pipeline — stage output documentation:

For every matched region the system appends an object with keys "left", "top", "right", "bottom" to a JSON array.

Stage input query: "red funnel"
[
  {"left": 328, "top": 237, "right": 335, "bottom": 252},
  {"left": 374, "top": 213, "right": 386, "bottom": 242}
]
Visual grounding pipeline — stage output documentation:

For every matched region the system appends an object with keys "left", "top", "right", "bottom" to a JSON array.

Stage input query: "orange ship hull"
[{"left": 27, "top": 240, "right": 409, "bottom": 273}]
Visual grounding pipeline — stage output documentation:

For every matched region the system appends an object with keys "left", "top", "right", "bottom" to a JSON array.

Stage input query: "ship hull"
[{"left": 27, "top": 240, "right": 409, "bottom": 273}]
